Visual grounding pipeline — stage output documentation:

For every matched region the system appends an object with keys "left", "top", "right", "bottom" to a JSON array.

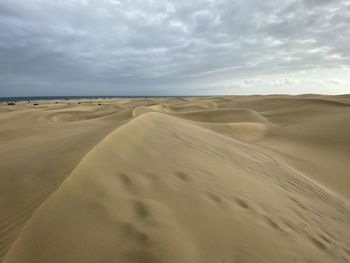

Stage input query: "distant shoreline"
[
  {"left": 1, "top": 94, "right": 349, "bottom": 102},
  {"left": 0, "top": 96, "right": 189, "bottom": 102}
]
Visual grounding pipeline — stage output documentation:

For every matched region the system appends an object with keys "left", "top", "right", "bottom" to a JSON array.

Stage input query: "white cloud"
[
  {"left": 324, "top": 78, "right": 344, "bottom": 85},
  {"left": 242, "top": 78, "right": 299, "bottom": 87}
]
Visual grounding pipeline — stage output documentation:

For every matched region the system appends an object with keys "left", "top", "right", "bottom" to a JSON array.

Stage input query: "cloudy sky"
[{"left": 0, "top": 0, "right": 349, "bottom": 96}]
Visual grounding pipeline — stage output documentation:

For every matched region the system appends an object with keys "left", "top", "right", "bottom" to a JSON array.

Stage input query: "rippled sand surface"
[{"left": 1, "top": 95, "right": 350, "bottom": 263}]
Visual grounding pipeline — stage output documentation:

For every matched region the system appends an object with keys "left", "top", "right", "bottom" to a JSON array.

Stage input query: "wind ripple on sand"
[{"left": 3, "top": 112, "right": 350, "bottom": 263}]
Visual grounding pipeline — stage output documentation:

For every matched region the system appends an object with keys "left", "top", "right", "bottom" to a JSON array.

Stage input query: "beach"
[{"left": 0, "top": 95, "right": 350, "bottom": 263}]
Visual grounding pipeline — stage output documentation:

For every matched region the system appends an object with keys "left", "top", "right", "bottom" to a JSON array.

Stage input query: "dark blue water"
[{"left": 0, "top": 96, "right": 182, "bottom": 102}]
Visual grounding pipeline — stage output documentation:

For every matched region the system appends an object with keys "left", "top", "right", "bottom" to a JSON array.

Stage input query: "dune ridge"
[{"left": 0, "top": 96, "right": 349, "bottom": 263}]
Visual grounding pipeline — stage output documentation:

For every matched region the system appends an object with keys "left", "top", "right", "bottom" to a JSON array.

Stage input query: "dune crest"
[{"left": 2, "top": 111, "right": 350, "bottom": 263}]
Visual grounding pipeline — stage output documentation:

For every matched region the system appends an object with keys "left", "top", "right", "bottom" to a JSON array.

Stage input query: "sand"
[{"left": 0, "top": 95, "right": 349, "bottom": 263}]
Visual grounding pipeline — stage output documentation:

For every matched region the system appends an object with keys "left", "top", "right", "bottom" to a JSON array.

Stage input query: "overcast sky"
[{"left": 0, "top": 0, "right": 349, "bottom": 96}]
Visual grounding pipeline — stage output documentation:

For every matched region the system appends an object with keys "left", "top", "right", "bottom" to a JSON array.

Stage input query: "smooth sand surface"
[{"left": 0, "top": 95, "right": 349, "bottom": 263}]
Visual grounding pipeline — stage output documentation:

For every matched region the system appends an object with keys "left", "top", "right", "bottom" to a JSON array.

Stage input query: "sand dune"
[{"left": 0, "top": 96, "right": 349, "bottom": 263}]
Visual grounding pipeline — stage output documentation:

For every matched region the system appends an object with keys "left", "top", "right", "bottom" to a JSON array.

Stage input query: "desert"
[{"left": 0, "top": 95, "right": 349, "bottom": 263}]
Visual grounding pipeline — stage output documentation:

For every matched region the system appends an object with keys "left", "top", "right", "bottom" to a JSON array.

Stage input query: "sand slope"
[{"left": 0, "top": 96, "right": 350, "bottom": 263}]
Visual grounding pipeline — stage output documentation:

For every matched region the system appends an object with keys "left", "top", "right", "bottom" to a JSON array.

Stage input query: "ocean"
[{"left": 0, "top": 96, "right": 183, "bottom": 102}]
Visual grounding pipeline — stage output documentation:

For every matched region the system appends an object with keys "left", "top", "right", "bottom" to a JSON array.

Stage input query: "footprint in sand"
[
  {"left": 222, "top": 246, "right": 268, "bottom": 263},
  {"left": 175, "top": 171, "right": 191, "bottom": 182},
  {"left": 234, "top": 197, "right": 250, "bottom": 209},
  {"left": 118, "top": 173, "right": 133, "bottom": 186},
  {"left": 133, "top": 200, "right": 150, "bottom": 220}
]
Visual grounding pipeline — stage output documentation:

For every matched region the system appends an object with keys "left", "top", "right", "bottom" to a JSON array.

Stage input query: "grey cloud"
[{"left": 0, "top": 0, "right": 349, "bottom": 96}]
